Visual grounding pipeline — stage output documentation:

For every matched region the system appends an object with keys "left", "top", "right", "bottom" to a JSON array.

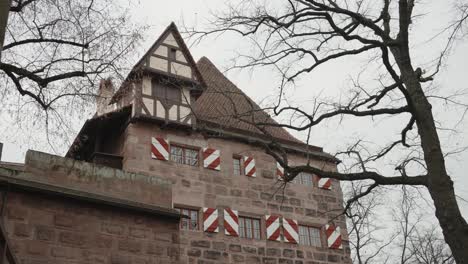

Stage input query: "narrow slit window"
[
  {"left": 233, "top": 156, "right": 242, "bottom": 176},
  {"left": 169, "top": 48, "right": 177, "bottom": 60}
]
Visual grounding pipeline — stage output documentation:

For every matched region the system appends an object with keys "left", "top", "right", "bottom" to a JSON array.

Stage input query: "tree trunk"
[
  {"left": 0, "top": 0, "right": 10, "bottom": 59},
  {"left": 394, "top": 48, "right": 468, "bottom": 263}
]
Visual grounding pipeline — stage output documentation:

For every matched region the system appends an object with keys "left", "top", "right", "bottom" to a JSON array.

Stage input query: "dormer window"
[{"left": 152, "top": 79, "right": 181, "bottom": 104}]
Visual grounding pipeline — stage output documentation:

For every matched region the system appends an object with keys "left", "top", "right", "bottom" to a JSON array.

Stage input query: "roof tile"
[{"left": 194, "top": 57, "right": 302, "bottom": 144}]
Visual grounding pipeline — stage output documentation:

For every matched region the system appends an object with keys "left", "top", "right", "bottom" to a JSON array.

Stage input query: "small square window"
[
  {"left": 233, "top": 157, "right": 242, "bottom": 176},
  {"left": 239, "top": 216, "right": 261, "bottom": 239},
  {"left": 175, "top": 207, "right": 199, "bottom": 231},
  {"left": 292, "top": 172, "right": 314, "bottom": 186},
  {"left": 299, "top": 225, "right": 322, "bottom": 247},
  {"left": 170, "top": 145, "right": 199, "bottom": 166}
]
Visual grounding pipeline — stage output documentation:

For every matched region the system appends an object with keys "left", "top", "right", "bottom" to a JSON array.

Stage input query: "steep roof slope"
[{"left": 194, "top": 57, "right": 304, "bottom": 145}]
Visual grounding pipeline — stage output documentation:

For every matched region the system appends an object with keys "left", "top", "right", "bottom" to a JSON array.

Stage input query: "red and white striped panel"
[
  {"left": 283, "top": 218, "right": 299, "bottom": 243},
  {"left": 276, "top": 162, "right": 284, "bottom": 180},
  {"left": 203, "top": 208, "right": 219, "bottom": 233},
  {"left": 151, "top": 137, "right": 169, "bottom": 161},
  {"left": 224, "top": 208, "right": 239, "bottom": 236},
  {"left": 318, "top": 177, "right": 332, "bottom": 190},
  {"left": 203, "top": 148, "right": 221, "bottom": 171},
  {"left": 265, "top": 215, "right": 281, "bottom": 241},
  {"left": 243, "top": 156, "right": 256, "bottom": 177},
  {"left": 325, "top": 224, "right": 342, "bottom": 249}
]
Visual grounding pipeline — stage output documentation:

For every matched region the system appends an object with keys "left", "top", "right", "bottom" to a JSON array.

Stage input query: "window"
[
  {"left": 292, "top": 172, "right": 314, "bottom": 186},
  {"left": 175, "top": 207, "right": 199, "bottom": 231},
  {"left": 169, "top": 48, "right": 177, "bottom": 60},
  {"left": 151, "top": 79, "right": 181, "bottom": 103},
  {"left": 299, "top": 225, "right": 322, "bottom": 247},
  {"left": 239, "top": 216, "right": 261, "bottom": 239},
  {"left": 170, "top": 145, "right": 199, "bottom": 166},
  {"left": 233, "top": 157, "right": 242, "bottom": 176}
]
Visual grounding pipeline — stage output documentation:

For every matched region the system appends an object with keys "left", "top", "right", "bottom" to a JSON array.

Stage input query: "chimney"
[{"left": 96, "top": 78, "right": 115, "bottom": 115}]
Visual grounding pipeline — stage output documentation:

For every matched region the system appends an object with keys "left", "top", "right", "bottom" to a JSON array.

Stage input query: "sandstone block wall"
[
  {"left": 1, "top": 150, "right": 181, "bottom": 264},
  {"left": 4, "top": 191, "right": 180, "bottom": 264},
  {"left": 23, "top": 150, "right": 173, "bottom": 209},
  {"left": 122, "top": 123, "right": 352, "bottom": 264}
]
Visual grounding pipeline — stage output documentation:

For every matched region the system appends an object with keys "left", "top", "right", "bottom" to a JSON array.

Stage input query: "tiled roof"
[{"left": 194, "top": 57, "right": 303, "bottom": 145}]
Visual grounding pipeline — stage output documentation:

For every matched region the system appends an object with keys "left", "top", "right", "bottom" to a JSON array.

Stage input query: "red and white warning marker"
[
  {"left": 224, "top": 208, "right": 239, "bottom": 236},
  {"left": 243, "top": 156, "right": 256, "bottom": 177},
  {"left": 283, "top": 218, "right": 299, "bottom": 244},
  {"left": 203, "top": 208, "right": 219, "bottom": 233},
  {"left": 203, "top": 148, "right": 221, "bottom": 171},
  {"left": 325, "top": 224, "right": 342, "bottom": 249},
  {"left": 265, "top": 215, "right": 281, "bottom": 241},
  {"left": 151, "top": 137, "right": 169, "bottom": 161},
  {"left": 318, "top": 177, "right": 332, "bottom": 190}
]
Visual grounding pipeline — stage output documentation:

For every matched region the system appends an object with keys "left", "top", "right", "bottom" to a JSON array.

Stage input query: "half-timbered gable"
[{"left": 111, "top": 23, "right": 205, "bottom": 127}]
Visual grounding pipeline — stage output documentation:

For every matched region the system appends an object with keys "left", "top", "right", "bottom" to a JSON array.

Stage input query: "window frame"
[
  {"left": 168, "top": 48, "right": 177, "bottom": 61},
  {"left": 298, "top": 224, "right": 322, "bottom": 247},
  {"left": 232, "top": 155, "right": 243, "bottom": 176},
  {"left": 174, "top": 207, "right": 200, "bottom": 231},
  {"left": 292, "top": 172, "right": 315, "bottom": 187},
  {"left": 238, "top": 215, "right": 261, "bottom": 240},
  {"left": 169, "top": 144, "right": 200, "bottom": 167},
  {"left": 151, "top": 79, "right": 182, "bottom": 104}
]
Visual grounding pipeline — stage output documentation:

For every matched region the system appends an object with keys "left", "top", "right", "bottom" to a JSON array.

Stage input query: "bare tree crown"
[
  {"left": 186, "top": 1, "right": 468, "bottom": 262},
  {"left": 1, "top": 0, "right": 143, "bottom": 109}
]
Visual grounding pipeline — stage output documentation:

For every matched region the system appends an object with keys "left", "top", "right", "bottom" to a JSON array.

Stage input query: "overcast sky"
[{"left": 1, "top": 0, "right": 467, "bottom": 220}]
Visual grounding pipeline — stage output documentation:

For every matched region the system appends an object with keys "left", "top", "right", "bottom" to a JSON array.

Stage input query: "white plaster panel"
[
  {"left": 150, "top": 57, "right": 168, "bottom": 72},
  {"left": 131, "top": 98, "right": 136, "bottom": 117},
  {"left": 168, "top": 105, "right": 178, "bottom": 121},
  {"left": 142, "top": 77, "right": 151, "bottom": 95},
  {"left": 180, "top": 106, "right": 191, "bottom": 124},
  {"left": 182, "top": 88, "right": 191, "bottom": 105},
  {"left": 171, "top": 62, "right": 192, "bottom": 79},
  {"left": 154, "top": 46, "right": 168, "bottom": 57},
  {"left": 156, "top": 100, "right": 165, "bottom": 119},
  {"left": 142, "top": 98, "right": 154, "bottom": 115},
  {"left": 163, "top": 33, "right": 178, "bottom": 46},
  {"left": 176, "top": 51, "right": 187, "bottom": 63}
]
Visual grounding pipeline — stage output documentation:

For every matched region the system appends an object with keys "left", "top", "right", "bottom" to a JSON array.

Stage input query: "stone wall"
[
  {"left": 1, "top": 150, "right": 181, "bottom": 264},
  {"left": 5, "top": 191, "right": 180, "bottom": 264},
  {"left": 122, "top": 122, "right": 352, "bottom": 264},
  {"left": 24, "top": 150, "right": 173, "bottom": 208}
]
